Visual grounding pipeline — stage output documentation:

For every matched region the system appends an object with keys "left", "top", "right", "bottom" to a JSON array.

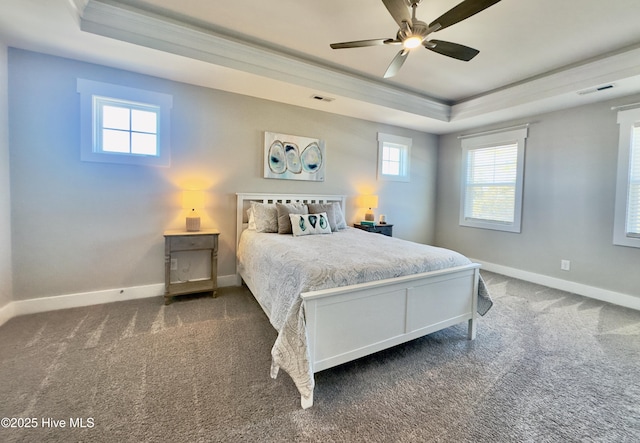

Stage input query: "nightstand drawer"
[
  {"left": 371, "top": 226, "right": 392, "bottom": 236},
  {"left": 170, "top": 235, "right": 216, "bottom": 251}
]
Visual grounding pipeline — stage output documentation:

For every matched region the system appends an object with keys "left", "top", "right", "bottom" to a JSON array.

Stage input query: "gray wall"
[
  {"left": 0, "top": 43, "right": 11, "bottom": 309},
  {"left": 435, "top": 96, "right": 640, "bottom": 299},
  {"left": 8, "top": 48, "right": 438, "bottom": 301}
]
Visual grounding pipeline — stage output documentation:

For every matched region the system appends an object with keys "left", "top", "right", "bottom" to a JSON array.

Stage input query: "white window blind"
[
  {"left": 460, "top": 126, "right": 527, "bottom": 233},
  {"left": 627, "top": 124, "right": 640, "bottom": 237},
  {"left": 614, "top": 108, "right": 640, "bottom": 248},
  {"left": 464, "top": 143, "right": 518, "bottom": 224}
]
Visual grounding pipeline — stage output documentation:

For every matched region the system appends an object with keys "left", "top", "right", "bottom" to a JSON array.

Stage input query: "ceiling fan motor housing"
[{"left": 407, "top": 20, "right": 429, "bottom": 39}]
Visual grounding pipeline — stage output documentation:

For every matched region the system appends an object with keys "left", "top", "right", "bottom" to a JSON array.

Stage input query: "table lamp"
[
  {"left": 182, "top": 190, "right": 205, "bottom": 231},
  {"left": 362, "top": 195, "right": 378, "bottom": 222}
]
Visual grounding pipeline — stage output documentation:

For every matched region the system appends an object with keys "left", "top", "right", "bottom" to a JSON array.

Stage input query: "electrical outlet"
[
  {"left": 560, "top": 259, "right": 571, "bottom": 271},
  {"left": 170, "top": 258, "right": 178, "bottom": 271}
]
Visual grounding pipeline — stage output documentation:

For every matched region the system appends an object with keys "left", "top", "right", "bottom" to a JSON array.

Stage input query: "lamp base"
[
  {"left": 186, "top": 216, "right": 201, "bottom": 232},
  {"left": 364, "top": 210, "right": 374, "bottom": 222}
]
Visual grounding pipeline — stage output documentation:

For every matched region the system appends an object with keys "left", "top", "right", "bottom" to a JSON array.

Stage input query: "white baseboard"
[
  {"left": 12, "top": 283, "right": 166, "bottom": 319},
  {"left": 218, "top": 274, "right": 238, "bottom": 288},
  {"left": 0, "top": 274, "right": 238, "bottom": 328},
  {"left": 3, "top": 267, "right": 636, "bottom": 328},
  {"left": 0, "top": 301, "right": 16, "bottom": 328},
  {"left": 474, "top": 259, "right": 640, "bottom": 311}
]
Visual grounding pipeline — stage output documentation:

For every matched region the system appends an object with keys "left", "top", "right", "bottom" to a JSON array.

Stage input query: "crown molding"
[
  {"left": 80, "top": 0, "right": 450, "bottom": 122},
  {"left": 452, "top": 43, "right": 640, "bottom": 121}
]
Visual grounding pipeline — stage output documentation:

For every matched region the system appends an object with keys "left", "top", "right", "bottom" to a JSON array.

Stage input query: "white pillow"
[{"left": 289, "top": 212, "right": 332, "bottom": 236}]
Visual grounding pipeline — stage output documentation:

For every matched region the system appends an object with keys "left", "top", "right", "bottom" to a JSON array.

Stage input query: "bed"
[{"left": 236, "top": 193, "right": 492, "bottom": 408}]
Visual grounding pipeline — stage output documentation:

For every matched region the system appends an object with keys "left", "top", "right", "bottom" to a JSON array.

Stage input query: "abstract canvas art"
[{"left": 264, "top": 131, "right": 325, "bottom": 181}]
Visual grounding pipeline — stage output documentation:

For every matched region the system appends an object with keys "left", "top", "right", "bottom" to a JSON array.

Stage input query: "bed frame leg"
[
  {"left": 467, "top": 318, "right": 477, "bottom": 340},
  {"left": 301, "top": 392, "right": 314, "bottom": 409}
]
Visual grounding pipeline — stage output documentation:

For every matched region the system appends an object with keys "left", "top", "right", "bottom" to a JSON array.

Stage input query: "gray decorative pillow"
[
  {"left": 289, "top": 213, "right": 332, "bottom": 236},
  {"left": 250, "top": 202, "right": 278, "bottom": 233},
  {"left": 307, "top": 203, "right": 338, "bottom": 231},
  {"left": 276, "top": 202, "right": 308, "bottom": 234}
]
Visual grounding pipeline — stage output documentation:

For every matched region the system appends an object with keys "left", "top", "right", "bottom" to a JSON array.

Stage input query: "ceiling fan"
[{"left": 330, "top": 0, "right": 502, "bottom": 78}]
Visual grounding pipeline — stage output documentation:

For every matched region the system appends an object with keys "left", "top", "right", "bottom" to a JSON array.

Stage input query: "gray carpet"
[{"left": 0, "top": 272, "right": 638, "bottom": 442}]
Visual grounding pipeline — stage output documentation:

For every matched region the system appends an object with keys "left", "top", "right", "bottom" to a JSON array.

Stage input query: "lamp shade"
[
  {"left": 182, "top": 190, "right": 205, "bottom": 210},
  {"left": 362, "top": 195, "right": 379, "bottom": 209}
]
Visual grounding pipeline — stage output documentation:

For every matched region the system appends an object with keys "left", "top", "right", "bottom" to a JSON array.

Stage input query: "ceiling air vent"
[
  {"left": 577, "top": 84, "right": 615, "bottom": 95},
  {"left": 310, "top": 94, "right": 335, "bottom": 103}
]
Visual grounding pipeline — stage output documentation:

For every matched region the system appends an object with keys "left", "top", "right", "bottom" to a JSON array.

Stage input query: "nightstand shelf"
[
  {"left": 163, "top": 229, "right": 220, "bottom": 305},
  {"left": 353, "top": 223, "right": 393, "bottom": 237}
]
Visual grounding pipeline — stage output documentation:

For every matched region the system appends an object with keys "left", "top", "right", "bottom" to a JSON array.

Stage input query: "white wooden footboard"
[{"left": 302, "top": 264, "right": 480, "bottom": 376}]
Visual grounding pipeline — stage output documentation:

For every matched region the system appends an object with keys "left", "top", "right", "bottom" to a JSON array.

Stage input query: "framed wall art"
[{"left": 264, "top": 131, "right": 325, "bottom": 181}]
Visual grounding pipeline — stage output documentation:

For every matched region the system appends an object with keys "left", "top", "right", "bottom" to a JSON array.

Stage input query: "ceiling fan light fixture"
[
  {"left": 402, "top": 35, "right": 423, "bottom": 49},
  {"left": 330, "top": 0, "right": 503, "bottom": 77}
]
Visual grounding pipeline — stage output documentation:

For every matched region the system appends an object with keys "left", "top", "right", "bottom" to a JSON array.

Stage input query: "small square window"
[
  {"left": 95, "top": 97, "right": 160, "bottom": 157},
  {"left": 382, "top": 145, "right": 402, "bottom": 175},
  {"left": 378, "top": 133, "right": 411, "bottom": 182},
  {"left": 77, "top": 79, "right": 172, "bottom": 167}
]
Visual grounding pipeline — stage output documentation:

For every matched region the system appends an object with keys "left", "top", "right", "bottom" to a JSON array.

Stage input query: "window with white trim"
[
  {"left": 613, "top": 108, "right": 640, "bottom": 248},
  {"left": 77, "top": 79, "right": 173, "bottom": 167},
  {"left": 377, "top": 133, "right": 411, "bottom": 182},
  {"left": 460, "top": 127, "right": 528, "bottom": 233}
]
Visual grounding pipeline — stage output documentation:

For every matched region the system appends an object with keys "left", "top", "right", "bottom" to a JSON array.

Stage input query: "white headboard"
[{"left": 236, "top": 193, "right": 347, "bottom": 247}]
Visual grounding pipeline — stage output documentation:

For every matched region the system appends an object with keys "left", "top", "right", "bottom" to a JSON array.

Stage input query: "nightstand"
[
  {"left": 163, "top": 229, "right": 220, "bottom": 305},
  {"left": 353, "top": 223, "right": 393, "bottom": 237}
]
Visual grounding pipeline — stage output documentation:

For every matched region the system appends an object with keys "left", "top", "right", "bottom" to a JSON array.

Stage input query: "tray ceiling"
[{"left": 2, "top": 0, "right": 640, "bottom": 133}]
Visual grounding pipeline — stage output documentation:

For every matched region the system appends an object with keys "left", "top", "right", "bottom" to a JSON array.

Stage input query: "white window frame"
[
  {"left": 613, "top": 107, "right": 640, "bottom": 248},
  {"left": 77, "top": 79, "right": 173, "bottom": 167},
  {"left": 377, "top": 132, "right": 411, "bottom": 182},
  {"left": 459, "top": 127, "right": 528, "bottom": 233}
]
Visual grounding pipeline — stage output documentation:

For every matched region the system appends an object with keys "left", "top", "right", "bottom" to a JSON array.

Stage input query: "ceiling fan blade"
[
  {"left": 384, "top": 49, "right": 409, "bottom": 78},
  {"left": 382, "top": 0, "right": 412, "bottom": 27},
  {"left": 330, "top": 39, "right": 390, "bottom": 49},
  {"left": 425, "top": 40, "right": 479, "bottom": 61},
  {"left": 429, "top": 0, "right": 501, "bottom": 31}
]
